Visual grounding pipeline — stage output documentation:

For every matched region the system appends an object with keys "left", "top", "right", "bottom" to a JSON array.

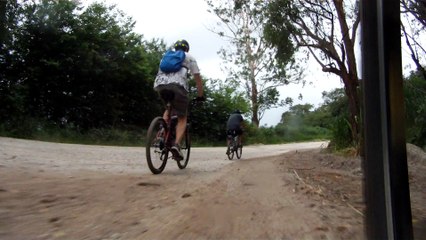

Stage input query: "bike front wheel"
[
  {"left": 227, "top": 143, "right": 234, "bottom": 160},
  {"left": 176, "top": 124, "right": 191, "bottom": 169},
  {"left": 236, "top": 145, "right": 242, "bottom": 159},
  {"left": 235, "top": 136, "right": 242, "bottom": 159},
  {"left": 146, "top": 117, "right": 168, "bottom": 174}
]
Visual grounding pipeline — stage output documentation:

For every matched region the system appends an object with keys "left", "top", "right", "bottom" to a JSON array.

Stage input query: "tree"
[
  {"left": 15, "top": 0, "right": 83, "bottom": 125},
  {"left": 205, "top": 0, "right": 299, "bottom": 127},
  {"left": 0, "top": 0, "right": 6, "bottom": 44},
  {"left": 404, "top": 70, "right": 426, "bottom": 148},
  {"left": 264, "top": 0, "right": 361, "bottom": 148},
  {"left": 1, "top": 0, "right": 164, "bottom": 131},
  {"left": 0, "top": 0, "right": 25, "bottom": 123},
  {"left": 400, "top": 0, "right": 426, "bottom": 80},
  {"left": 401, "top": 0, "right": 426, "bottom": 27},
  {"left": 321, "top": 88, "right": 352, "bottom": 148},
  {"left": 280, "top": 104, "right": 313, "bottom": 128},
  {"left": 190, "top": 77, "right": 249, "bottom": 143},
  {"left": 275, "top": 102, "right": 333, "bottom": 142}
]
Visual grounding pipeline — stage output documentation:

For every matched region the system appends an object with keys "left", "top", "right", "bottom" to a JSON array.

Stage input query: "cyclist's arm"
[{"left": 194, "top": 73, "right": 204, "bottom": 98}]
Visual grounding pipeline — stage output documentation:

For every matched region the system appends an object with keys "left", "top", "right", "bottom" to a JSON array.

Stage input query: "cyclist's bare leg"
[
  {"left": 226, "top": 133, "right": 230, "bottom": 146},
  {"left": 162, "top": 110, "right": 169, "bottom": 122},
  {"left": 226, "top": 134, "right": 231, "bottom": 154},
  {"left": 175, "top": 115, "right": 187, "bottom": 145},
  {"left": 226, "top": 130, "right": 231, "bottom": 147}
]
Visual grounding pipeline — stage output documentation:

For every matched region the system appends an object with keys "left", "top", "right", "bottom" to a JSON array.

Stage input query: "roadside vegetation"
[{"left": 1, "top": 0, "right": 425, "bottom": 151}]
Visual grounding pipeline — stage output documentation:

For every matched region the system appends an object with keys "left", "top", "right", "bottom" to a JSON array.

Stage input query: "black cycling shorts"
[{"left": 227, "top": 128, "right": 243, "bottom": 136}]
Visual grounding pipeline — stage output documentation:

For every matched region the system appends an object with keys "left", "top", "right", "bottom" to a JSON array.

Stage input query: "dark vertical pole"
[
  {"left": 360, "top": 0, "right": 413, "bottom": 239},
  {"left": 361, "top": 1, "right": 387, "bottom": 238}
]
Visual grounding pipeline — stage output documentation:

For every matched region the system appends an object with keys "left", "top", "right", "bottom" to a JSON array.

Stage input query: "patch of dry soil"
[{"left": 0, "top": 138, "right": 424, "bottom": 239}]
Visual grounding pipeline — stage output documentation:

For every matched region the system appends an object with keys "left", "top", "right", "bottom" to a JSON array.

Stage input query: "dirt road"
[{"left": 0, "top": 137, "right": 424, "bottom": 239}]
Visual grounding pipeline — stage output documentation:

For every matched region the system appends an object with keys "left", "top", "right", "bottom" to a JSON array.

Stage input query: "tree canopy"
[
  {"left": 404, "top": 70, "right": 426, "bottom": 148},
  {"left": 206, "top": 0, "right": 300, "bottom": 127},
  {"left": 0, "top": 0, "right": 165, "bottom": 130},
  {"left": 264, "top": 0, "right": 361, "bottom": 148},
  {"left": 0, "top": 0, "right": 252, "bottom": 144}
]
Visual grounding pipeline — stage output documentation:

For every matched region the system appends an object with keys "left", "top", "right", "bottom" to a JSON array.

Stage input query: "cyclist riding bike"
[
  {"left": 226, "top": 110, "right": 244, "bottom": 154},
  {"left": 154, "top": 39, "right": 204, "bottom": 160}
]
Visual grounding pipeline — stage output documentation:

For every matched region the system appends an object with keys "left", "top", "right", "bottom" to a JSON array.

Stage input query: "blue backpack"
[{"left": 159, "top": 50, "right": 186, "bottom": 73}]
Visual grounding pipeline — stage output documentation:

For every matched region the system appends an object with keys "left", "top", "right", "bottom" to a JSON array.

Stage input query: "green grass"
[
  {"left": 0, "top": 119, "right": 146, "bottom": 146},
  {"left": 0, "top": 118, "right": 331, "bottom": 147}
]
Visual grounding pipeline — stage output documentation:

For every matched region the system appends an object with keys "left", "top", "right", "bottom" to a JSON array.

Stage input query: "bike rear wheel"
[
  {"left": 227, "top": 137, "right": 235, "bottom": 160},
  {"left": 146, "top": 117, "right": 168, "bottom": 174},
  {"left": 176, "top": 124, "right": 191, "bottom": 169}
]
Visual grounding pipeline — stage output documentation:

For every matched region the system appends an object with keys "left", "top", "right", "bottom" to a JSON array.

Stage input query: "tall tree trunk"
[
  {"left": 342, "top": 71, "right": 361, "bottom": 148},
  {"left": 250, "top": 75, "right": 260, "bottom": 127},
  {"left": 335, "top": 0, "right": 361, "bottom": 148},
  {"left": 244, "top": 20, "right": 260, "bottom": 127}
]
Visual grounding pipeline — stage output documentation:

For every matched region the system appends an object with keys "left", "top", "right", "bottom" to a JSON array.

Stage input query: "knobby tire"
[
  {"left": 227, "top": 138, "right": 235, "bottom": 160},
  {"left": 176, "top": 124, "right": 191, "bottom": 169},
  {"left": 236, "top": 136, "right": 242, "bottom": 159},
  {"left": 146, "top": 117, "right": 168, "bottom": 174}
]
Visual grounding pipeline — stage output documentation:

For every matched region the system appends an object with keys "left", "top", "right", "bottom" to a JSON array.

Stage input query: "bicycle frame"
[
  {"left": 228, "top": 135, "right": 238, "bottom": 150},
  {"left": 146, "top": 95, "right": 196, "bottom": 174},
  {"left": 226, "top": 131, "right": 242, "bottom": 160},
  {"left": 162, "top": 102, "right": 177, "bottom": 151}
]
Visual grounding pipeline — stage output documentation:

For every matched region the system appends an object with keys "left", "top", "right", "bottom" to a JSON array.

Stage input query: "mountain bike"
[
  {"left": 145, "top": 91, "right": 196, "bottom": 174},
  {"left": 226, "top": 130, "right": 242, "bottom": 160}
]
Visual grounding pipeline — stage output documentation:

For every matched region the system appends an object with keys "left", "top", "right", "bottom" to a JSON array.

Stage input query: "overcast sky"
[{"left": 87, "top": 0, "right": 343, "bottom": 126}]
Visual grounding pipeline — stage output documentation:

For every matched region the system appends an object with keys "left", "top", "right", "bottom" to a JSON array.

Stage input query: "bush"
[
  {"left": 0, "top": 117, "right": 146, "bottom": 146},
  {"left": 329, "top": 116, "right": 353, "bottom": 150},
  {"left": 242, "top": 123, "right": 330, "bottom": 145},
  {"left": 0, "top": 117, "right": 46, "bottom": 139},
  {"left": 404, "top": 71, "right": 426, "bottom": 149},
  {"left": 0, "top": 115, "right": 331, "bottom": 147}
]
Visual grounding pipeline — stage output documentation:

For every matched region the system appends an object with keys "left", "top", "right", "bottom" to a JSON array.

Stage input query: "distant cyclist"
[
  {"left": 154, "top": 39, "right": 204, "bottom": 160},
  {"left": 226, "top": 110, "right": 244, "bottom": 154}
]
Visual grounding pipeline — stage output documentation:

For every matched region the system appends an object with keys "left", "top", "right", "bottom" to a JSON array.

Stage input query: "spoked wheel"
[
  {"left": 236, "top": 145, "right": 242, "bottom": 159},
  {"left": 235, "top": 136, "right": 242, "bottom": 159},
  {"left": 177, "top": 125, "right": 191, "bottom": 169},
  {"left": 227, "top": 141, "right": 234, "bottom": 160},
  {"left": 146, "top": 117, "right": 168, "bottom": 174}
]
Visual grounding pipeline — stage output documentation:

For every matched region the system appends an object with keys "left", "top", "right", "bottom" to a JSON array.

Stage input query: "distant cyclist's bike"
[
  {"left": 226, "top": 130, "right": 242, "bottom": 160},
  {"left": 146, "top": 91, "right": 196, "bottom": 174}
]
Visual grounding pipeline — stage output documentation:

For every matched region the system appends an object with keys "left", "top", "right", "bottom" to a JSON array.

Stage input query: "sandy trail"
[{"left": 0, "top": 137, "right": 368, "bottom": 239}]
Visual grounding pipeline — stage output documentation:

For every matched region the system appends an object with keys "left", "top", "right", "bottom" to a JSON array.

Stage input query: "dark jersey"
[{"left": 227, "top": 113, "right": 243, "bottom": 130}]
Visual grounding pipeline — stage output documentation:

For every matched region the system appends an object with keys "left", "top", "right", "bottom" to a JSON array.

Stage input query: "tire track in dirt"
[{"left": 0, "top": 137, "right": 366, "bottom": 239}]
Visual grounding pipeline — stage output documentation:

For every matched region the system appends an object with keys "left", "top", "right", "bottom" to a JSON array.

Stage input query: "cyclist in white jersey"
[{"left": 154, "top": 40, "right": 204, "bottom": 160}]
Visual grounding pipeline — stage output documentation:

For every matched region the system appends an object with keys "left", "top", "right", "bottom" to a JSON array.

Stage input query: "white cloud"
[{"left": 92, "top": 0, "right": 226, "bottom": 77}]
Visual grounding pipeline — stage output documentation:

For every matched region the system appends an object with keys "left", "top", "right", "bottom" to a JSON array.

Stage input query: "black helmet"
[
  {"left": 233, "top": 110, "right": 241, "bottom": 114},
  {"left": 174, "top": 39, "right": 190, "bottom": 52}
]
